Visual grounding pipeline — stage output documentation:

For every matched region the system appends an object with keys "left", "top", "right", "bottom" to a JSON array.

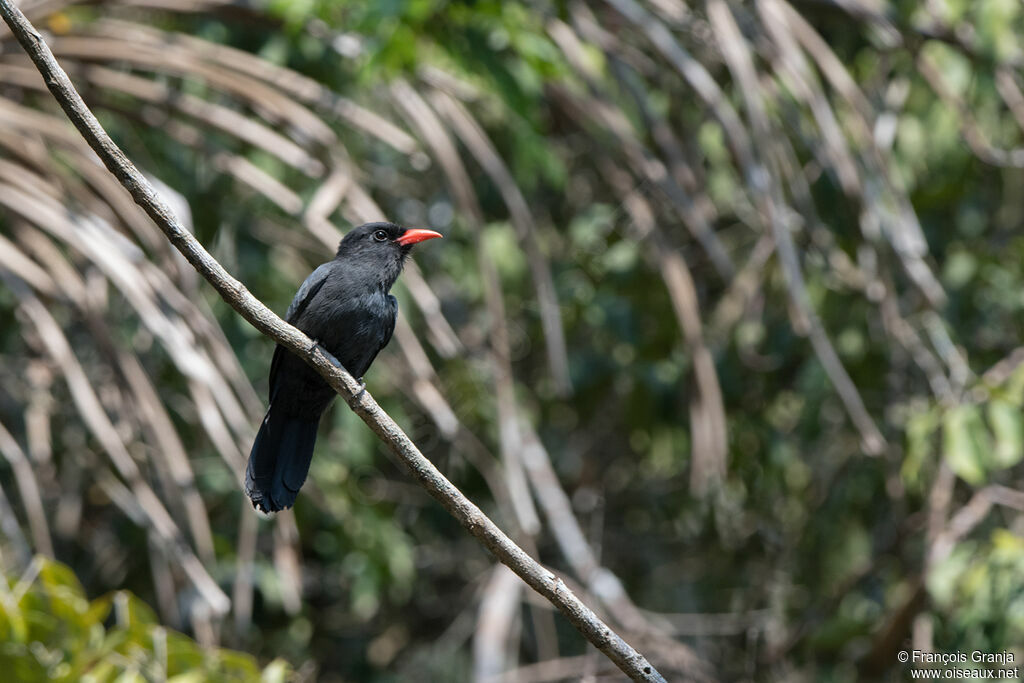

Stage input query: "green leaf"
[
  {"left": 988, "top": 399, "right": 1023, "bottom": 467},
  {"left": 261, "top": 659, "right": 291, "bottom": 683},
  {"left": 942, "top": 405, "right": 987, "bottom": 485}
]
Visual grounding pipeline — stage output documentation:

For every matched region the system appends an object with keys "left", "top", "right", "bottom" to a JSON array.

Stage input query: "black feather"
[
  {"left": 245, "top": 406, "right": 319, "bottom": 512},
  {"left": 244, "top": 222, "right": 435, "bottom": 512}
]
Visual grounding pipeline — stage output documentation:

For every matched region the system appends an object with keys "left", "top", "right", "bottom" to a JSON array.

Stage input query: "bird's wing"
[
  {"left": 285, "top": 262, "right": 332, "bottom": 323},
  {"left": 358, "top": 294, "right": 398, "bottom": 377},
  {"left": 379, "top": 294, "right": 399, "bottom": 353},
  {"left": 268, "top": 263, "right": 332, "bottom": 399}
]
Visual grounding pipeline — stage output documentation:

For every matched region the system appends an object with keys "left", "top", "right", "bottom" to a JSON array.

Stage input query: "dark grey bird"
[{"left": 245, "top": 222, "right": 442, "bottom": 513}]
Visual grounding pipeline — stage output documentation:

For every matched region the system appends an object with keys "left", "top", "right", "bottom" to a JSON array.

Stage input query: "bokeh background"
[{"left": 1, "top": 0, "right": 1023, "bottom": 680}]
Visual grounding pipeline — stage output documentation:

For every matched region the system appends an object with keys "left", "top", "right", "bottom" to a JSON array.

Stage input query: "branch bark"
[{"left": 0, "top": 4, "right": 669, "bottom": 681}]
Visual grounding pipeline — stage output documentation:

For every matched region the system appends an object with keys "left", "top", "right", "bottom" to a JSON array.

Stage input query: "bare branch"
[{"left": 0, "top": 4, "right": 669, "bottom": 680}]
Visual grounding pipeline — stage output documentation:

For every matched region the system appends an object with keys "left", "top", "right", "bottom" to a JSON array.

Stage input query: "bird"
[{"left": 245, "top": 221, "right": 442, "bottom": 513}]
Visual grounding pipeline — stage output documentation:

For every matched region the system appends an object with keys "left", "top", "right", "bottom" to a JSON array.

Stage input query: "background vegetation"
[{"left": 1, "top": 0, "right": 1024, "bottom": 680}]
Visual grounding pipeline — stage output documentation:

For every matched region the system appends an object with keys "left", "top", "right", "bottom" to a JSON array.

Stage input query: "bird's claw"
[{"left": 345, "top": 378, "right": 367, "bottom": 408}]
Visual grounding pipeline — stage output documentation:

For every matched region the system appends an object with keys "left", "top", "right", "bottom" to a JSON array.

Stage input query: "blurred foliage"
[
  {"left": 1, "top": 0, "right": 1024, "bottom": 681},
  {"left": 0, "top": 556, "right": 289, "bottom": 681}
]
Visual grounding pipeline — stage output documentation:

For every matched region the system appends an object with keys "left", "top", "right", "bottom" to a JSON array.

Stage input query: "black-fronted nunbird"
[{"left": 245, "top": 222, "right": 442, "bottom": 513}]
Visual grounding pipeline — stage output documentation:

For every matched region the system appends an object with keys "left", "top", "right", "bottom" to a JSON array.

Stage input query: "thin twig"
[
  {"left": 0, "top": 477, "right": 31, "bottom": 569},
  {"left": 0, "top": 4, "right": 668, "bottom": 680},
  {"left": 0, "top": 419, "right": 52, "bottom": 558},
  {"left": 474, "top": 564, "right": 523, "bottom": 680}
]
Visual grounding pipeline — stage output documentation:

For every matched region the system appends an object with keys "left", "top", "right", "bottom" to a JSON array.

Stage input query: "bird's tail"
[{"left": 245, "top": 404, "right": 319, "bottom": 512}]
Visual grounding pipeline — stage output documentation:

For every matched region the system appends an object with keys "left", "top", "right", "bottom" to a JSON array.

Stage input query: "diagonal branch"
[{"left": 0, "top": 3, "right": 671, "bottom": 681}]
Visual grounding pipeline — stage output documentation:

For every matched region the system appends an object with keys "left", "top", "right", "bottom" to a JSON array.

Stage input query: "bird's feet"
[{"left": 310, "top": 341, "right": 344, "bottom": 369}]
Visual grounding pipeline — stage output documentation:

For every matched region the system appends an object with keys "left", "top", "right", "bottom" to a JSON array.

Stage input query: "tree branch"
[{"left": 0, "top": 3, "right": 671, "bottom": 681}]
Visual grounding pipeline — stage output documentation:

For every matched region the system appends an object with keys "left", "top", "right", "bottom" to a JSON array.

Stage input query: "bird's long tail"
[{"left": 245, "top": 404, "right": 319, "bottom": 512}]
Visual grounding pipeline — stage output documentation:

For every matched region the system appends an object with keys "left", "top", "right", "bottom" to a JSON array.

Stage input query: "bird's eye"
[{"left": 373, "top": 230, "right": 389, "bottom": 242}]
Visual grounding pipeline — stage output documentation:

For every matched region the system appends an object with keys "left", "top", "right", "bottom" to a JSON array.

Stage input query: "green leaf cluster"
[{"left": 0, "top": 558, "right": 289, "bottom": 682}]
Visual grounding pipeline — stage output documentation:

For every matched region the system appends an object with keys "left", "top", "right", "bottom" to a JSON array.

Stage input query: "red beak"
[{"left": 396, "top": 228, "right": 443, "bottom": 246}]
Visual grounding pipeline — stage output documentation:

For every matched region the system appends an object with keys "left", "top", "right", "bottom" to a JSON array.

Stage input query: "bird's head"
[{"left": 336, "top": 222, "right": 443, "bottom": 287}]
